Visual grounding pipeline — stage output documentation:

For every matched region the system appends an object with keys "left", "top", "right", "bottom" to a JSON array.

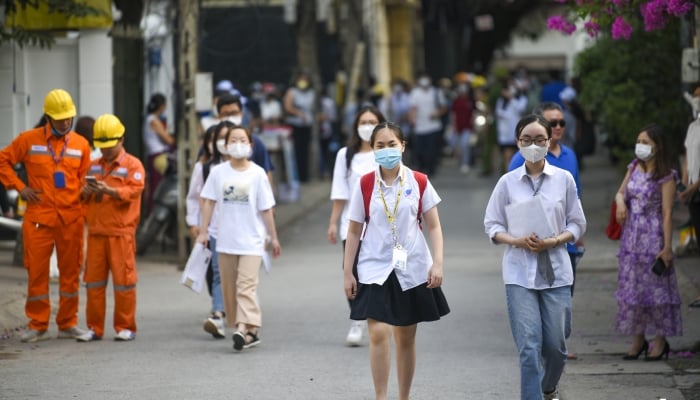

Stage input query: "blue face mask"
[{"left": 374, "top": 147, "right": 402, "bottom": 169}]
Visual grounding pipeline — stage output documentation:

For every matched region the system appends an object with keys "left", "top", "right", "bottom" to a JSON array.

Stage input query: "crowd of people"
[{"left": 3, "top": 65, "right": 700, "bottom": 400}]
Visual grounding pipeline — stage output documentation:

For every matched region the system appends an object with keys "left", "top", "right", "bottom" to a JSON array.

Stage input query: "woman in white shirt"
[
  {"left": 143, "top": 93, "right": 175, "bottom": 212},
  {"left": 343, "top": 122, "right": 449, "bottom": 400},
  {"left": 328, "top": 105, "right": 386, "bottom": 346},
  {"left": 197, "top": 125, "right": 281, "bottom": 352},
  {"left": 484, "top": 114, "right": 586, "bottom": 400},
  {"left": 186, "top": 123, "right": 230, "bottom": 338}
]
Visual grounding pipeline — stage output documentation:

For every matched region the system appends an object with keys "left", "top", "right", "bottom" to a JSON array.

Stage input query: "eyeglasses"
[
  {"left": 548, "top": 119, "right": 566, "bottom": 128},
  {"left": 519, "top": 137, "right": 549, "bottom": 146}
]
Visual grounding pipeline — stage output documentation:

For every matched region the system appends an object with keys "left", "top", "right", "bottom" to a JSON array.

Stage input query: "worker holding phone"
[{"left": 77, "top": 114, "right": 145, "bottom": 342}]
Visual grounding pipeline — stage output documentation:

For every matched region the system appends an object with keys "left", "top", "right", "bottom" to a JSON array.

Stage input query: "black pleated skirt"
[{"left": 350, "top": 270, "right": 450, "bottom": 326}]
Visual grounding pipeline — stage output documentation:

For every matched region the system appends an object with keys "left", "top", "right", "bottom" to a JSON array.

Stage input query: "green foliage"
[
  {"left": 2, "top": 0, "right": 104, "bottom": 48},
  {"left": 574, "top": 18, "right": 686, "bottom": 163}
]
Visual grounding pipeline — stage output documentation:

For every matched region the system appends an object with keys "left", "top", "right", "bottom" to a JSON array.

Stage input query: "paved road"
[{"left": 1, "top": 153, "right": 699, "bottom": 399}]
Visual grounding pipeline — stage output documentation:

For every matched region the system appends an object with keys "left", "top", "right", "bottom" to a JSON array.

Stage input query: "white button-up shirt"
[
  {"left": 484, "top": 162, "right": 587, "bottom": 290},
  {"left": 347, "top": 165, "right": 441, "bottom": 290}
]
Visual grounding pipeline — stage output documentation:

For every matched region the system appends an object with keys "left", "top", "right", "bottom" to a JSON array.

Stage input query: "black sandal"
[{"left": 244, "top": 331, "right": 261, "bottom": 349}]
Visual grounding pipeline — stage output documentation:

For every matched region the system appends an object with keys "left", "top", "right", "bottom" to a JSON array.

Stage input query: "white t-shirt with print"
[
  {"left": 330, "top": 147, "right": 377, "bottom": 241},
  {"left": 347, "top": 165, "right": 441, "bottom": 291},
  {"left": 200, "top": 162, "right": 275, "bottom": 255}
]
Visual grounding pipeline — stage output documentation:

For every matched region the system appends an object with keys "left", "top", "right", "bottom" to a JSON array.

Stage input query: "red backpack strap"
[
  {"left": 360, "top": 172, "right": 375, "bottom": 223},
  {"left": 413, "top": 171, "right": 428, "bottom": 226}
]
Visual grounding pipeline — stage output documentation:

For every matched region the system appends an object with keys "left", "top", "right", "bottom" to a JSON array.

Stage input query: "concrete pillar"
[
  {"left": 78, "top": 29, "right": 113, "bottom": 117},
  {"left": 386, "top": 1, "right": 418, "bottom": 82}
]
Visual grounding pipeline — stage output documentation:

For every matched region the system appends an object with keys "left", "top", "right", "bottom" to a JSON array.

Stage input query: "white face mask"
[
  {"left": 216, "top": 139, "right": 227, "bottom": 155},
  {"left": 635, "top": 143, "right": 653, "bottom": 161},
  {"left": 418, "top": 77, "right": 430, "bottom": 88},
  {"left": 227, "top": 143, "right": 252, "bottom": 159},
  {"left": 225, "top": 115, "right": 243, "bottom": 125},
  {"left": 520, "top": 143, "right": 548, "bottom": 163},
  {"left": 357, "top": 124, "right": 375, "bottom": 142}
]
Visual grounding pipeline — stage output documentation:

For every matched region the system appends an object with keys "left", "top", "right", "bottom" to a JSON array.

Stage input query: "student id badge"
[
  {"left": 53, "top": 171, "right": 66, "bottom": 189},
  {"left": 392, "top": 245, "right": 408, "bottom": 272}
]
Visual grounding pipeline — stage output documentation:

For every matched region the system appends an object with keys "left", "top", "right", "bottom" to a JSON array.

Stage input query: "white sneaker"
[
  {"left": 203, "top": 315, "right": 225, "bottom": 339},
  {"left": 115, "top": 329, "right": 135, "bottom": 341},
  {"left": 57, "top": 326, "right": 89, "bottom": 339},
  {"left": 20, "top": 329, "right": 49, "bottom": 343},
  {"left": 345, "top": 321, "right": 363, "bottom": 346},
  {"left": 460, "top": 165, "right": 471, "bottom": 174},
  {"left": 76, "top": 329, "right": 101, "bottom": 342}
]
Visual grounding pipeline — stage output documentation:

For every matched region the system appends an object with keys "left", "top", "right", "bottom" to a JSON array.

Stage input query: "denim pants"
[
  {"left": 506, "top": 284, "right": 571, "bottom": 400},
  {"left": 455, "top": 129, "right": 473, "bottom": 167},
  {"left": 209, "top": 237, "right": 224, "bottom": 313}
]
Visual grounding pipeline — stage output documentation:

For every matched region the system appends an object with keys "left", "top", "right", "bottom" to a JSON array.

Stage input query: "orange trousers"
[
  {"left": 83, "top": 233, "right": 138, "bottom": 337},
  {"left": 23, "top": 219, "right": 84, "bottom": 331},
  {"left": 84, "top": 234, "right": 138, "bottom": 337}
]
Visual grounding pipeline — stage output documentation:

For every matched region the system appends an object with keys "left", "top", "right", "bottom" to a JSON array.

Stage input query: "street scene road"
[{"left": 1, "top": 154, "right": 699, "bottom": 400}]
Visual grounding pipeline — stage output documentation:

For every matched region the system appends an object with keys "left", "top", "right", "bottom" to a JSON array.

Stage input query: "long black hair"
[
  {"left": 146, "top": 93, "right": 166, "bottom": 114},
  {"left": 638, "top": 123, "right": 672, "bottom": 181},
  {"left": 345, "top": 105, "right": 386, "bottom": 171}
]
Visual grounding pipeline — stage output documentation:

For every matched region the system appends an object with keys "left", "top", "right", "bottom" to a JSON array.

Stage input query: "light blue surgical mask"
[{"left": 374, "top": 147, "right": 402, "bottom": 169}]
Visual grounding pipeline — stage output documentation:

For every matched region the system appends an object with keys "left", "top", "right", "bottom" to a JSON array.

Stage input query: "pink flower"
[
  {"left": 641, "top": 0, "right": 668, "bottom": 31},
  {"left": 611, "top": 15, "right": 633, "bottom": 39},
  {"left": 547, "top": 15, "right": 577, "bottom": 35},
  {"left": 667, "top": 0, "right": 694, "bottom": 16},
  {"left": 584, "top": 20, "right": 601, "bottom": 37}
]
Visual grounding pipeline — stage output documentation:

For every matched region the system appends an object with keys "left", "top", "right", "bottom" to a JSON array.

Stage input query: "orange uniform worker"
[
  {"left": 76, "top": 114, "right": 145, "bottom": 342},
  {"left": 0, "top": 89, "right": 91, "bottom": 342}
]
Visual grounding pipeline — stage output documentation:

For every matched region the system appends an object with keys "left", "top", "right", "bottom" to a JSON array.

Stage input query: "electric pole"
[{"left": 175, "top": 0, "right": 199, "bottom": 264}]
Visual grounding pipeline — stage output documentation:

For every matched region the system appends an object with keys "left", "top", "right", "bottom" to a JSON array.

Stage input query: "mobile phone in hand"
[
  {"left": 651, "top": 258, "right": 666, "bottom": 276},
  {"left": 86, "top": 176, "right": 98, "bottom": 185}
]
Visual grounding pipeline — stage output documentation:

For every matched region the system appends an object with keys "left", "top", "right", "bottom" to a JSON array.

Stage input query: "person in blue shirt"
[{"left": 508, "top": 102, "right": 583, "bottom": 281}]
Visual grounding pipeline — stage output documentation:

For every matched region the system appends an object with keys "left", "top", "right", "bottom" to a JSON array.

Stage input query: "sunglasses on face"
[{"left": 548, "top": 119, "right": 566, "bottom": 128}]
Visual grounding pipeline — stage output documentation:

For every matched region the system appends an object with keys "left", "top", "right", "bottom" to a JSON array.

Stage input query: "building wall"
[{"left": 0, "top": 31, "right": 113, "bottom": 147}]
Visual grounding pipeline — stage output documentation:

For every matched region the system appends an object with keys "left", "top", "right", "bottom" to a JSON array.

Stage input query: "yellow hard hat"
[
  {"left": 92, "top": 114, "right": 125, "bottom": 148},
  {"left": 44, "top": 89, "right": 76, "bottom": 120}
]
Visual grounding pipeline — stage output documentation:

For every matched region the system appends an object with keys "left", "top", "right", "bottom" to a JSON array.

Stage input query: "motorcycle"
[{"left": 136, "top": 153, "right": 178, "bottom": 255}]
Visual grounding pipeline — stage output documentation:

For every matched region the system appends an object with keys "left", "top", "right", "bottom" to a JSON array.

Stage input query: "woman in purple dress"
[{"left": 614, "top": 123, "right": 681, "bottom": 361}]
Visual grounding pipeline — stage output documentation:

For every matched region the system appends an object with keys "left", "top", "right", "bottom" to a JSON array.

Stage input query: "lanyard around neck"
[
  {"left": 527, "top": 174, "right": 545, "bottom": 196},
  {"left": 45, "top": 127, "right": 69, "bottom": 165},
  {"left": 377, "top": 169, "right": 404, "bottom": 245}
]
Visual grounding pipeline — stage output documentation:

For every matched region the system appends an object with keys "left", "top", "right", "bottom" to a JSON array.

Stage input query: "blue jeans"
[
  {"left": 209, "top": 237, "right": 224, "bottom": 313},
  {"left": 505, "top": 284, "right": 571, "bottom": 400},
  {"left": 454, "top": 129, "right": 472, "bottom": 167}
]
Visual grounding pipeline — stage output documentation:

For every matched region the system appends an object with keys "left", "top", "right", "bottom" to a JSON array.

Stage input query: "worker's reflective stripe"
[
  {"left": 27, "top": 294, "right": 49, "bottom": 302},
  {"left": 114, "top": 284, "right": 136, "bottom": 292},
  {"left": 85, "top": 281, "right": 108, "bottom": 289},
  {"left": 59, "top": 290, "right": 79, "bottom": 298}
]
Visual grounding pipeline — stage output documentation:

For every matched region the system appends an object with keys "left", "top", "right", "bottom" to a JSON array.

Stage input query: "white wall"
[
  {"left": 78, "top": 30, "right": 113, "bottom": 118},
  {"left": 500, "top": 29, "right": 595, "bottom": 79},
  {"left": 0, "top": 30, "right": 112, "bottom": 148}
]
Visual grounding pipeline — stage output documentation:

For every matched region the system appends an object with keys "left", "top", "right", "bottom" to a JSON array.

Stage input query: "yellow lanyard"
[{"left": 377, "top": 169, "right": 404, "bottom": 245}]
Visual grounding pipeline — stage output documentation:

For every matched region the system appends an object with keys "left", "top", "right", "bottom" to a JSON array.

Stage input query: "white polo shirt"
[
  {"left": 200, "top": 162, "right": 276, "bottom": 255},
  {"left": 483, "top": 162, "right": 587, "bottom": 290},
  {"left": 330, "top": 147, "right": 377, "bottom": 241},
  {"left": 347, "top": 165, "right": 441, "bottom": 291}
]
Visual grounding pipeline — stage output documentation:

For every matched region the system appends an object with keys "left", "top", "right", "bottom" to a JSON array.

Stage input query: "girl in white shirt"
[
  {"left": 197, "top": 125, "right": 281, "bottom": 352},
  {"left": 328, "top": 106, "right": 386, "bottom": 346},
  {"left": 186, "top": 123, "right": 230, "bottom": 338},
  {"left": 483, "top": 114, "right": 586, "bottom": 400},
  {"left": 343, "top": 122, "right": 449, "bottom": 400}
]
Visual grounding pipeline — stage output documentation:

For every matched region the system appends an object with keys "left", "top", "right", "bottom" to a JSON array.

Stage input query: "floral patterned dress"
[{"left": 615, "top": 160, "right": 682, "bottom": 336}]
